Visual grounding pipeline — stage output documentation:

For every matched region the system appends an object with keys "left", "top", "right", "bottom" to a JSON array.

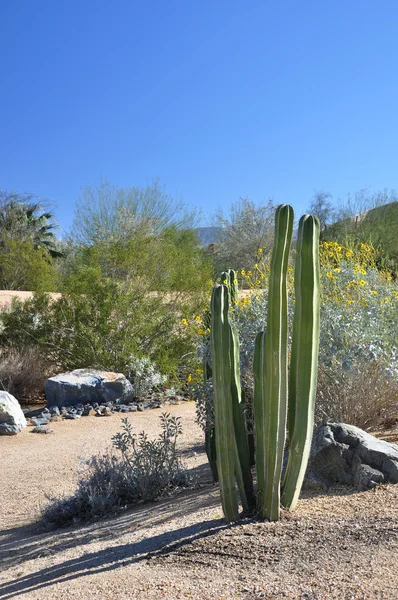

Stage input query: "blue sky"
[{"left": 1, "top": 1, "right": 397, "bottom": 236}]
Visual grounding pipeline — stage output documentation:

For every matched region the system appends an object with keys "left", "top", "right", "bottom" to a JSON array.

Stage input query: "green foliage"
[
  {"left": 41, "top": 414, "right": 191, "bottom": 527},
  {"left": 0, "top": 237, "right": 58, "bottom": 291},
  {"left": 0, "top": 182, "right": 213, "bottom": 385},
  {"left": 0, "top": 190, "right": 60, "bottom": 291},
  {"left": 0, "top": 190, "right": 61, "bottom": 257}
]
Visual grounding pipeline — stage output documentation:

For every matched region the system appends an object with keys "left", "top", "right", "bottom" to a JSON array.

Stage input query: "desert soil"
[{"left": 1, "top": 402, "right": 397, "bottom": 600}]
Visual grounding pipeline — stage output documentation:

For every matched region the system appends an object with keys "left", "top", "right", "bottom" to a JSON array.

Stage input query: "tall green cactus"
[
  {"left": 281, "top": 215, "right": 320, "bottom": 510},
  {"left": 209, "top": 205, "right": 320, "bottom": 523},
  {"left": 254, "top": 204, "right": 293, "bottom": 521}
]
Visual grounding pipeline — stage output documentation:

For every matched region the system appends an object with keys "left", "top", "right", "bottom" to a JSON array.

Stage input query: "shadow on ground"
[{"left": 0, "top": 472, "right": 229, "bottom": 600}]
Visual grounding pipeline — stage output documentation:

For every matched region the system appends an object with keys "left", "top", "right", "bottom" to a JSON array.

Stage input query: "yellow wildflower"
[{"left": 358, "top": 280, "right": 366, "bottom": 286}]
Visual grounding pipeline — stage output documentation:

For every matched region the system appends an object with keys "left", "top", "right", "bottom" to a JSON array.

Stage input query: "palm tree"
[{"left": 0, "top": 191, "right": 62, "bottom": 257}]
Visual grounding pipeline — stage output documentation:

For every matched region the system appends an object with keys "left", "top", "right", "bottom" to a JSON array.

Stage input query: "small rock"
[
  {"left": 129, "top": 405, "right": 138, "bottom": 412},
  {"left": 30, "top": 417, "right": 50, "bottom": 427},
  {"left": 104, "top": 407, "right": 112, "bottom": 416},
  {"left": 49, "top": 406, "right": 60, "bottom": 416},
  {"left": 31, "top": 425, "right": 54, "bottom": 434},
  {"left": 137, "top": 403, "right": 144, "bottom": 412},
  {"left": 64, "top": 413, "right": 81, "bottom": 420},
  {"left": 50, "top": 415, "right": 63, "bottom": 422}
]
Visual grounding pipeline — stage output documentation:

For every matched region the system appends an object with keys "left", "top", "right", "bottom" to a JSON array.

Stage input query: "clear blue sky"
[{"left": 1, "top": 0, "right": 397, "bottom": 236}]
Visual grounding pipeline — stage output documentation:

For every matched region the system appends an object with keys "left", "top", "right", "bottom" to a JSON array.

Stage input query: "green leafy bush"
[{"left": 41, "top": 414, "right": 191, "bottom": 527}]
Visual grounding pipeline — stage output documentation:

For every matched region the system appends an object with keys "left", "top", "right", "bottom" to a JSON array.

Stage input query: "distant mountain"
[{"left": 193, "top": 227, "right": 223, "bottom": 247}]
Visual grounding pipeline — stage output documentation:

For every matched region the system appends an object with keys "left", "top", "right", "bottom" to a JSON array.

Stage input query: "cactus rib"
[
  {"left": 210, "top": 284, "right": 239, "bottom": 521},
  {"left": 282, "top": 215, "right": 320, "bottom": 510},
  {"left": 261, "top": 204, "right": 293, "bottom": 521}
]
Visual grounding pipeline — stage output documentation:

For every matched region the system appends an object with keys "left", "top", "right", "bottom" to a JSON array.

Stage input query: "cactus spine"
[
  {"left": 281, "top": 215, "right": 320, "bottom": 510},
  {"left": 254, "top": 204, "right": 294, "bottom": 521}
]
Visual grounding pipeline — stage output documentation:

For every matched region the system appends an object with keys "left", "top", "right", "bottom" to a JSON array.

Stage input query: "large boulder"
[
  {"left": 45, "top": 369, "right": 134, "bottom": 408},
  {"left": 310, "top": 422, "right": 398, "bottom": 490},
  {"left": 0, "top": 391, "right": 27, "bottom": 435}
]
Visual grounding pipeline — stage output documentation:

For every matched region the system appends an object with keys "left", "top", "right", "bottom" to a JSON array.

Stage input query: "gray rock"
[
  {"left": 0, "top": 392, "right": 27, "bottom": 435},
  {"left": 311, "top": 423, "right": 398, "bottom": 490},
  {"left": 45, "top": 369, "right": 134, "bottom": 408},
  {"left": 49, "top": 406, "right": 60, "bottom": 416},
  {"left": 354, "top": 464, "right": 384, "bottom": 490},
  {"left": 30, "top": 417, "right": 50, "bottom": 427}
]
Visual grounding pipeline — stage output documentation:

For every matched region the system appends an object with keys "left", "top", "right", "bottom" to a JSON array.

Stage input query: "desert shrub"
[
  {"left": 0, "top": 282, "right": 199, "bottom": 380},
  {"left": 0, "top": 237, "right": 58, "bottom": 292},
  {"left": 191, "top": 241, "right": 398, "bottom": 431},
  {"left": 126, "top": 356, "right": 167, "bottom": 398},
  {"left": 41, "top": 413, "right": 191, "bottom": 528},
  {"left": 316, "top": 359, "right": 398, "bottom": 428},
  {"left": 0, "top": 347, "right": 50, "bottom": 403}
]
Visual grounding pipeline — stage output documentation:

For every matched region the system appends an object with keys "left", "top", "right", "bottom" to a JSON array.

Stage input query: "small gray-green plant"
[
  {"left": 41, "top": 413, "right": 191, "bottom": 528},
  {"left": 125, "top": 355, "right": 167, "bottom": 398}
]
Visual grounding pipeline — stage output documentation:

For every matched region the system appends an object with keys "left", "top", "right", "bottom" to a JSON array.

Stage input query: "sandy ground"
[{"left": 1, "top": 403, "right": 398, "bottom": 600}]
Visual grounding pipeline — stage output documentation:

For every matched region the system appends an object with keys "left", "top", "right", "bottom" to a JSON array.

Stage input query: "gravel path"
[{"left": 1, "top": 403, "right": 397, "bottom": 599}]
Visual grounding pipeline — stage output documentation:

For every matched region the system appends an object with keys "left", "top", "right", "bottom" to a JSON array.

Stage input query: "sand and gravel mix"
[{"left": 1, "top": 402, "right": 397, "bottom": 599}]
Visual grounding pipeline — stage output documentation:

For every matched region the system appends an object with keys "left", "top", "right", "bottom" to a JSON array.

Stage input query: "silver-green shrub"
[{"left": 41, "top": 413, "right": 190, "bottom": 528}]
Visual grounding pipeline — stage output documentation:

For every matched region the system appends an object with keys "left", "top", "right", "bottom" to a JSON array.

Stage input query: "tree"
[
  {"left": 71, "top": 179, "right": 197, "bottom": 245},
  {"left": 0, "top": 238, "right": 57, "bottom": 291},
  {"left": 0, "top": 191, "right": 60, "bottom": 290},
  {"left": 0, "top": 191, "right": 61, "bottom": 258},
  {"left": 307, "top": 191, "right": 333, "bottom": 239},
  {"left": 211, "top": 197, "right": 276, "bottom": 273}
]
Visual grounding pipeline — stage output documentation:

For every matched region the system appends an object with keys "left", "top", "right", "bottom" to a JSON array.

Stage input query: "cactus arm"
[
  {"left": 210, "top": 284, "right": 239, "bottom": 521},
  {"left": 253, "top": 330, "right": 266, "bottom": 510},
  {"left": 262, "top": 204, "right": 294, "bottom": 521},
  {"left": 282, "top": 215, "right": 320, "bottom": 510},
  {"left": 229, "top": 323, "right": 255, "bottom": 511},
  {"left": 228, "top": 269, "right": 239, "bottom": 305},
  {"left": 287, "top": 219, "right": 304, "bottom": 440}
]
